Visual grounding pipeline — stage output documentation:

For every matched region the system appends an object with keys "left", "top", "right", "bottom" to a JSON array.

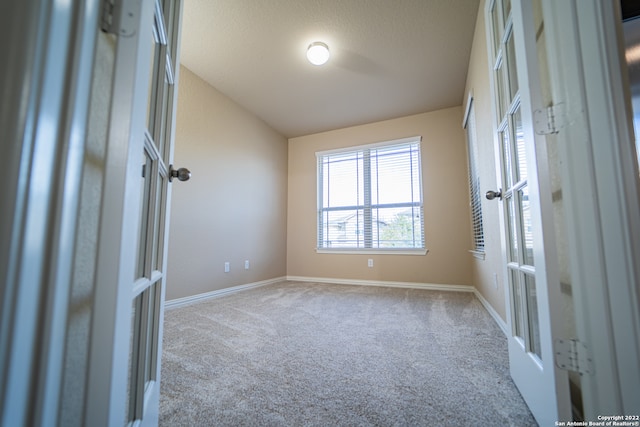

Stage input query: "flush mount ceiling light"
[{"left": 307, "top": 41, "right": 330, "bottom": 65}]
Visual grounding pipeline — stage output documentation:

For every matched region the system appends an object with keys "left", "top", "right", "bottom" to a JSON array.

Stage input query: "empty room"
[{"left": 1, "top": 0, "right": 639, "bottom": 426}]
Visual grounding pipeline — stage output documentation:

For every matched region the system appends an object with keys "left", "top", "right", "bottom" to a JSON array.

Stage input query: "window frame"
[
  {"left": 316, "top": 136, "right": 427, "bottom": 255},
  {"left": 463, "top": 92, "right": 486, "bottom": 259}
]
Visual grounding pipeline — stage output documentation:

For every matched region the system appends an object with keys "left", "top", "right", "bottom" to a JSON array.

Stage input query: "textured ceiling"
[{"left": 180, "top": 0, "right": 481, "bottom": 138}]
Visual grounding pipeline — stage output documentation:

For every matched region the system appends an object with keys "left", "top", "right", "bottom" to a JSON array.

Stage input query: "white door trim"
[
  {"left": 541, "top": 0, "right": 640, "bottom": 416},
  {"left": 0, "top": 0, "right": 99, "bottom": 425}
]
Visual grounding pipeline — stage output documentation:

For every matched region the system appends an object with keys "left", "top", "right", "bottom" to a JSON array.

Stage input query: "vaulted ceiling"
[{"left": 180, "top": 0, "right": 481, "bottom": 138}]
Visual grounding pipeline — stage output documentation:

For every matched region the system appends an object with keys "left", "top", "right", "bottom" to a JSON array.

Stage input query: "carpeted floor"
[{"left": 159, "top": 281, "right": 537, "bottom": 426}]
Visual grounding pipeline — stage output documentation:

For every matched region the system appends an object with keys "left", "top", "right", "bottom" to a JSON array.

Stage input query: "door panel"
[
  {"left": 485, "top": 0, "right": 571, "bottom": 424},
  {"left": 125, "top": 1, "right": 183, "bottom": 425},
  {"left": 543, "top": 0, "right": 640, "bottom": 416},
  {"left": 84, "top": 0, "right": 183, "bottom": 425}
]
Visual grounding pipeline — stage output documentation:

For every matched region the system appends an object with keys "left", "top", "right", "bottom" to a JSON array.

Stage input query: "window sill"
[
  {"left": 316, "top": 248, "right": 428, "bottom": 256},
  {"left": 469, "top": 250, "right": 486, "bottom": 260}
]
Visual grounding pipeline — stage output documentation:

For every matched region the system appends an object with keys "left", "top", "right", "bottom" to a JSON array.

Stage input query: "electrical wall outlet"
[
  {"left": 368, "top": 259, "right": 374, "bottom": 267},
  {"left": 224, "top": 262, "right": 230, "bottom": 273},
  {"left": 244, "top": 260, "right": 250, "bottom": 270}
]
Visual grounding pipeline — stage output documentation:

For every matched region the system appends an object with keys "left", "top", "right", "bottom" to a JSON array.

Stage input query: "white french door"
[
  {"left": 485, "top": 0, "right": 571, "bottom": 424},
  {"left": 126, "top": 0, "right": 185, "bottom": 425},
  {"left": 85, "top": 0, "right": 185, "bottom": 425}
]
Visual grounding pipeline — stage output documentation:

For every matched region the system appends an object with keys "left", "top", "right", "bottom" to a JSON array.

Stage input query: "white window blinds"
[
  {"left": 316, "top": 137, "right": 424, "bottom": 251},
  {"left": 464, "top": 98, "right": 485, "bottom": 253}
]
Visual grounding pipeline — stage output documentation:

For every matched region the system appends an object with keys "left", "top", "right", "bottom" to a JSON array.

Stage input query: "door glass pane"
[
  {"left": 525, "top": 274, "right": 542, "bottom": 359},
  {"left": 519, "top": 186, "right": 534, "bottom": 266},
  {"left": 506, "top": 195, "right": 518, "bottom": 262},
  {"left": 146, "top": 36, "right": 161, "bottom": 136},
  {"left": 163, "top": 3, "right": 180, "bottom": 92},
  {"left": 152, "top": 172, "right": 165, "bottom": 271},
  {"left": 163, "top": 0, "right": 175, "bottom": 56},
  {"left": 144, "top": 284, "right": 157, "bottom": 385},
  {"left": 506, "top": 30, "right": 519, "bottom": 102},
  {"left": 491, "top": 3, "right": 501, "bottom": 56},
  {"left": 157, "top": 74, "right": 170, "bottom": 159},
  {"left": 155, "top": 174, "right": 168, "bottom": 271},
  {"left": 128, "top": 293, "right": 145, "bottom": 421},
  {"left": 496, "top": 60, "right": 507, "bottom": 118},
  {"left": 125, "top": 301, "right": 136, "bottom": 422},
  {"left": 161, "top": 82, "right": 174, "bottom": 163},
  {"left": 136, "top": 150, "right": 153, "bottom": 279},
  {"left": 501, "top": 129, "right": 513, "bottom": 188},
  {"left": 511, "top": 268, "right": 524, "bottom": 340},
  {"left": 513, "top": 107, "right": 527, "bottom": 182},
  {"left": 502, "top": 0, "right": 512, "bottom": 23},
  {"left": 129, "top": 287, "right": 161, "bottom": 420}
]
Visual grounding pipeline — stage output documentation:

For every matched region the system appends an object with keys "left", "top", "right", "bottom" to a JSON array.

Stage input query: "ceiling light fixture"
[{"left": 307, "top": 41, "right": 330, "bottom": 66}]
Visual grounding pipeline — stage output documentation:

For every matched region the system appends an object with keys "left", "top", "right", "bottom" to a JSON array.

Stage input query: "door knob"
[
  {"left": 169, "top": 165, "right": 191, "bottom": 182},
  {"left": 485, "top": 189, "right": 502, "bottom": 200}
]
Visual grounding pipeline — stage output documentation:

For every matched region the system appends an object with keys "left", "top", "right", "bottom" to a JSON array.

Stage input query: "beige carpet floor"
[{"left": 159, "top": 280, "right": 537, "bottom": 426}]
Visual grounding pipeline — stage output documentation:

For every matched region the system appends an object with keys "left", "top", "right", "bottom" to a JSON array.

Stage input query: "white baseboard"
[
  {"left": 287, "top": 275, "right": 508, "bottom": 336},
  {"left": 472, "top": 289, "right": 508, "bottom": 336},
  {"left": 286, "top": 275, "right": 475, "bottom": 293},
  {"left": 164, "top": 276, "right": 287, "bottom": 310}
]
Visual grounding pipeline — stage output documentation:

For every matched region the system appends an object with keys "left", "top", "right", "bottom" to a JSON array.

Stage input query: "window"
[
  {"left": 463, "top": 95, "right": 485, "bottom": 256},
  {"left": 316, "top": 136, "right": 425, "bottom": 253}
]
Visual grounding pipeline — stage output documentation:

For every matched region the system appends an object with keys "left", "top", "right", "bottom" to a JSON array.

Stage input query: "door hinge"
[
  {"left": 534, "top": 102, "right": 585, "bottom": 135},
  {"left": 534, "top": 103, "right": 564, "bottom": 135},
  {"left": 554, "top": 338, "right": 593, "bottom": 375},
  {"left": 101, "top": 0, "right": 137, "bottom": 37}
]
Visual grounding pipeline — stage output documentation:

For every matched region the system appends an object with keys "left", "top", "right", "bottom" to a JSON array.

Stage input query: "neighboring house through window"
[{"left": 316, "top": 136, "right": 425, "bottom": 253}]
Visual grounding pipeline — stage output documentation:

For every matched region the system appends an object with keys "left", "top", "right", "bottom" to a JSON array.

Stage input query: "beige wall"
[
  {"left": 462, "top": 0, "right": 508, "bottom": 322},
  {"left": 287, "top": 108, "right": 473, "bottom": 286},
  {"left": 166, "top": 66, "right": 288, "bottom": 300}
]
